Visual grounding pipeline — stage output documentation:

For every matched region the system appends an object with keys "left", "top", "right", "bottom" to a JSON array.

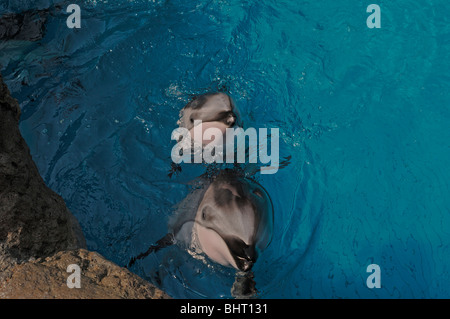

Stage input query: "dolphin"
[
  {"left": 177, "top": 92, "right": 242, "bottom": 147},
  {"left": 127, "top": 169, "right": 273, "bottom": 275}
]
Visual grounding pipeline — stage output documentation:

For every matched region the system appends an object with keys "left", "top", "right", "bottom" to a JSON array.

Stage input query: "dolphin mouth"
[
  {"left": 235, "top": 255, "right": 254, "bottom": 272},
  {"left": 227, "top": 239, "right": 257, "bottom": 272}
]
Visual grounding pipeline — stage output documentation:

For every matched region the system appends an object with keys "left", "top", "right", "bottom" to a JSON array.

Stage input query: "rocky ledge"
[{"left": 0, "top": 73, "right": 169, "bottom": 299}]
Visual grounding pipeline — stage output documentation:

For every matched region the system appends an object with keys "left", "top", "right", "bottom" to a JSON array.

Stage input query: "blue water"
[{"left": 2, "top": 0, "right": 450, "bottom": 298}]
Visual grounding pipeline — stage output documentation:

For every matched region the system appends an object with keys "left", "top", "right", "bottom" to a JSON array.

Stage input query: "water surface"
[{"left": 1, "top": 0, "right": 449, "bottom": 298}]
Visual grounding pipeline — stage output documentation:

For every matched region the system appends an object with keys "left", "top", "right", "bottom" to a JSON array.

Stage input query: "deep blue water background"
[{"left": 1, "top": 0, "right": 450, "bottom": 298}]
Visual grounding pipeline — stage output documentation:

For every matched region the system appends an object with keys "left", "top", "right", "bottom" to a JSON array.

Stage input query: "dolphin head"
[
  {"left": 193, "top": 171, "right": 273, "bottom": 271},
  {"left": 178, "top": 92, "right": 241, "bottom": 131}
]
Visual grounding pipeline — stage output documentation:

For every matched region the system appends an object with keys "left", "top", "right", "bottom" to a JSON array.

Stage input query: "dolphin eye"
[
  {"left": 253, "top": 189, "right": 263, "bottom": 198},
  {"left": 201, "top": 207, "right": 211, "bottom": 221},
  {"left": 190, "top": 118, "right": 194, "bottom": 123}
]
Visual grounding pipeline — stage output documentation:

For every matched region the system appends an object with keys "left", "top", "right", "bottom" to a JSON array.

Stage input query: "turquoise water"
[{"left": 1, "top": 0, "right": 450, "bottom": 298}]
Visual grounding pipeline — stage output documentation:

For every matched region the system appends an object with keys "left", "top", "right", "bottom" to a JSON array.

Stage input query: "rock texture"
[
  {"left": 0, "top": 72, "right": 86, "bottom": 266},
  {"left": 0, "top": 9, "right": 48, "bottom": 42},
  {"left": 0, "top": 73, "right": 170, "bottom": 299},
  {"left": 0, "top": 249, "right": 169, "bottom": 299}
]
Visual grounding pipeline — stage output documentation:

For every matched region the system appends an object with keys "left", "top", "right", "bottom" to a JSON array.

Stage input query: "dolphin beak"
[{"left": 228, "top": 239, "right": 257, "bottom": 272}]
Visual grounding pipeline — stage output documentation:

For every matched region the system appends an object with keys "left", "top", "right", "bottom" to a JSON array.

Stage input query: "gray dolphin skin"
[{"left": 170, "top": 169, "right": 274, "bottom": 272}]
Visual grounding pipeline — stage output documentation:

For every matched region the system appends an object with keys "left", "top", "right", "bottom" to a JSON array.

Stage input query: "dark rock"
[
  {"left": 0, "top": 72, "right": 170, "bottom": 299},
  {"left": 0, "top": 73, "right": 86, "bottom": 265},
  {"left": 0, "top": 10, "right": 48, "bottom": 42}
]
